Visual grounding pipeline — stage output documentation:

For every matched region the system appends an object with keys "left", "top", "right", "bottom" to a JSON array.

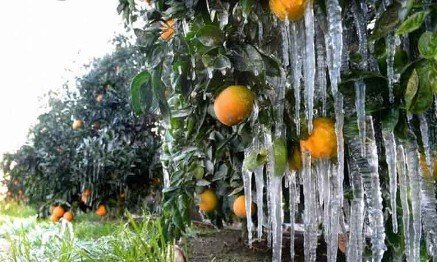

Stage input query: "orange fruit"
[
  {"left": 96, "top": 204, "right": 107, "bottom": 217},
  {"left": 96, "top": 94, "right": 104, "bottom": 103},
  {"left": 300, "top": 118, "right": 337, "bottom": 159},
  {"left": 269, "top": 0, "right": 307, "bottom": 21},
  {"left": 50, "top": 214, "right": 60, "bottom": 223},
  {"left": 199, "top": 189, "right": 218, "bottom": 213},
  {"left": 288, "top": 146, "right": 302, "bottom": 171},
  {"left": 213, "top": 85, "right": 255, "bottom": 126},
  {"left": 72, "top": 119, "right": 83, "bottom": 130},
  {"left": 52, "top": 206, "right": 65, "bottom": 218},
  {"left": 233, "top": 195, "right": 256, "bottom": 218},
  {"left": 160, "top": 19, "right": 175, "bottom": 41},
  {"left": 63, "top": 211, "right": 74, "bottom": 222}
]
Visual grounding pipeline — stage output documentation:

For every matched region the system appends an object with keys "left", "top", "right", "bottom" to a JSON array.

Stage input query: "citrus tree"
[
  {"left": 1, "top": 37, "right": 162, "bottom": 215},
  {"left": 120, "top": 0, "right": 436, "bottom": 260}
]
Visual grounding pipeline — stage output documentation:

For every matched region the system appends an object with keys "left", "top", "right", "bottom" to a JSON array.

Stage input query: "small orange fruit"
[
  {"left": 63, "top": 211, "right": 74, "bottom": 222},
  {"left": 72, "top": 119, "right": 83, "bottom": 130},
  {"left": 96, "top": 94, "right": 104, "bottom": 103},
  {"left": 199, "top": 189, "right": 218, "bottom": 213},
  {"left": 96, "top": 204, "right": 107, "bottom": 217},
  {"left": 160, "top": 19, "right": 175, "bottom": 41},
  {"left": 50, "top": 214, "right": 60, "bottom": 223},
  {"left": 300, "top": 118, "right": 337, "bottom": 159},
  {"left": 269, "top": 0, "right": 307, "bottom": 21},
  {"left": 52, "top": 206, "right": 65, "bottom": 218},
  {"left": 233, "top": 195, "right": 256, "bottom": 218},
  {"left": 214, "top": 85, "right": 255, "bottom": 126}
]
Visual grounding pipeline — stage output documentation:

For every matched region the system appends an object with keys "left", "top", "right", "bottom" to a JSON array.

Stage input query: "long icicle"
[
  {"left": 404, "top": 139, "right": 422, "bottom": 262},
  {"left": 288, "top": 170, "right": 297, "bottom": 261},
  {"left": 290, "top": 21, "right": 303, "bottom": 136},
  {"left": 242, "top": 151, "right": 254, "bottom": 246},
  {"left": 382, "top": 130, "right": 398, "bottom": 233},
  {"left": 254, "top": 165, "right": 264, "bottom": 239},
  {"left": 303, "top": 0, "right": 315, "bottom": 133},
  {"left": 302, "top": 150, "right": 317, "bottom": 261}
]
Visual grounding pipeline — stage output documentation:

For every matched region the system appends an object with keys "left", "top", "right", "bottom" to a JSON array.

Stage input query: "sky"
[{"left": 0, "top": 0, "right": 124, "bottom": 155}]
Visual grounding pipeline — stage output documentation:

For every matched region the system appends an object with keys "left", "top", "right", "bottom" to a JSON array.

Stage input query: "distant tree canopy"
[{"left": 1, "top": 37, "right": 162, "bottom": 214}]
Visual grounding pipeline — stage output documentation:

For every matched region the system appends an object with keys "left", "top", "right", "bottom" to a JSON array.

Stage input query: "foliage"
[
  {"left": 120, "top": 1, "right": 436, "bottom": 259},
  {"left": 0, "top": 211, "right": 173, "bottom": 262},
  {"left": 1, "top": 37, "right": 162, "bottom": 214}
]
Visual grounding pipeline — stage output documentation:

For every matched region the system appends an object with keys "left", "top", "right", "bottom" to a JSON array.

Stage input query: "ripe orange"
[
  {"left": 160, "top": 19, "right": 175, "bottom": 41},
  {"left": 96, "top": 204, "right": 107, "bottom": 217},
  {"left": 233, "top": 195, "right": 256, "bottom": 218},
  {"left": 269, "top": 0, "right": 307, "bottom": 21},
  {"left": 288, "top": 146, "right": 302, "bottom": 171},
  {"left": 96, "top": 94, "right": 104, "bottom": 103},
  {"left": 72, "top": 119, "right": 83, "bottom": 130},
  {"left": 50, "top": 214, "right": 60, "bottom": 223},
  {"left": 63, "top": 211, "right": 74, "bottom": 222},
  {"left": 52, "top": 206, "right": 65, "bottom": 218},
  {"left": 213, "top": 85, "right": 255, "bottom": 126},
  {"left": 300, "top": 118, "right": 337, "bottom": 159},
  {"left": 199, "top": 189, "right": 218, "bottom": 213}
]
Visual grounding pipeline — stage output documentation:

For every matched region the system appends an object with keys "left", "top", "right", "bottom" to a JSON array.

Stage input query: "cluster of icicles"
[{"left": 241, "top": 0, "right": 437, "bottom": 261}]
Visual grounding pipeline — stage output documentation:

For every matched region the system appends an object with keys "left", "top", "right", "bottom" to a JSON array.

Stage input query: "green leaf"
[
  {"left": 273, "top": 139, "right": 287, "bottom": 177},
  {"left": 241, "top": 0, "right": 255, "bottom": 18},
  {"left": 418, "top": 31, "right": 437, "bottom": 61},
  {"left": 396, "top": 11, "right": 430, "bottom": 35},
  {"left": 130, "top": 71, "right": 152, "bottom": 115},
  {"left": 407, "top": 62, "right": 434, "bottom": 113},
  {"left": 242, "top": 148, "right": 267, "bottom": 171},
  {"left": 405, "top": 69, "right": 418, "bottom": 111},
  {"left": 370, "top": 2, "right": 401, "bottom": 41},
  {"left": 231, "top": 45, "right": 264, "bottom": 74},
  {"left": 196, "top": 25, "right": 224, "bottom": 47},
  {"left": 381, "top": 109, "right": 399, "bottom": 131}
]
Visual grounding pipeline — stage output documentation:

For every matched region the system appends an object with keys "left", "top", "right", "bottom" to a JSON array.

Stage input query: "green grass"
[
  {"left": 0, "top": 201, "right": 37, "bottom": 218},
  {"left": 0, "top": 205, "right": 174, "bottom": 262}
]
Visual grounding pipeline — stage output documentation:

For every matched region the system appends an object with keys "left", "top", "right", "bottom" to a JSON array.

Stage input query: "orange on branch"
[
  {"left": 269, "top": 0, "right": 307, "bottom": 21},
  {"left": 213, "top": 85, "right": 254, "bottom": 126},
  {"left": 233, "top": 195, "right": 256, "bottom": 218},
  {"left": 199, "top": 189, "right": 218, "bottom": 213},
  {"left": 300, "top": 118, "right": 337, "bottom": 159},
  {"left": 63, "top": 211, "right": 74, "bottom": 222},
  {"left": 160, "top": 19, "right": 175, "bottom": 41}
]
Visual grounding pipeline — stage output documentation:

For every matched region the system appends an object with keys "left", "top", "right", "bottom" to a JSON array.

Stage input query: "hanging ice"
[
  {"left": 315, "top": 27, "right": 327, "bottom": 116},
  {"left": 382, "top": 130, "right": 398, "bottom": 233},
  {"left": 254, "top": 165, "right": 264, "bottom": 239},
  {"left": 355, "top": 80, "right": 366, "bottom": 157},
  {"left": 303, "top": 0, "right": 315, "bottom": 133},
  {"left": 404, "top": 140, "right": 422, "bottom": 262},
  {"left": 290, "top": 22, "right": 303, "bottom": 135},
  {"left": 326, "top": 0, "right": 343, "bottom": 95},
  {"left": 362, "top": 117, "right": 386, "bottom": 261},
  {"left": 288, "top": 170, "right": 297, "bottom": 261},
  {"left": 269, "top": 175, "right": 283, "bottom": 261},
  {"left": 396, "top": 145, "right": 412, "bottom": 261},
  {"left": 419, "top": 114, "right": 433, "bottom": 174},
  {"left": 302, "top": 151, "right": 317, "bottom": 261},
  {"left": 386, "top": 33, "right": 400, "bottom": 103},
  {"left": 347, "top": 136, "right": 365, "bottom": 261},
  {"left": 242, "top": 152, "right": 254, "bottom": 246},
  {"left": 281, "top": 20, "right": 290, "bottom": 67}
]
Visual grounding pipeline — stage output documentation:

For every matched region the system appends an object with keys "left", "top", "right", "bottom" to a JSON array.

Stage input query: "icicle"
[
  {"left": 315, "top": 28, "right": 327, "bottom": 116},
  {"left": 382, "top": 130, "right": 398, "bottom": 233},
  {"left": 362, "top": 117, "right": 386, "bottom": 261},
  {"left": 334, "top": 94, "right": 345, "bottom": 204},
  {"left": 264, "top": 128, "right": 273, "bottom": 247},
  {"left": 328, "top": 162, "right": 341, "bottom": 262},
  {"left": 290, "top": 22, "right": 303, "bottom": 135},
  {"left": 326, "top": 0, "right": 343, "bottom": 96},
  {"left": 351, "top": 0, "right": 368, "bottom": 69},
  {"left": 396, "top": 145, "right": 412, "bottom": 261},
  {"left": 355, "top": 80, "right": 366, "bottom": 157},
  {"left": 386, "top": 33, "right": 396, "bottom": 103},
  {"left": 302, "top": 151, "right": 317, "bottom": 261},
  {"left": 303, "top": 0, "right": 315, "bottom": 133},
  {"left": 288, "top": 170, "right": 297, "bottom": 261},
  {"left": 419, "top": 114, "right": 433, "bottom": 174},
  {"left": 281, "top": 20, "right": 290, "bottom": 67},
  {"left": 404, "top": 140, "right": 422, "bottom": 262},
  {"left": 258, "top": 20, "right": 263, "bottom": 44},
  {"left": 242, "top": 153, "right": 254, "bottom": 246},
  {"left": 218, "top": 3, "right": 229, "bottom": 30},
  {"left": 347, "top": 136, "right": 365, "bottom": 261},
  {"left": 269, "top": 175, "right": 283, "bottom": 261},
  {"left": 254, "top": 165, "right": 264, "bottom": 239}
]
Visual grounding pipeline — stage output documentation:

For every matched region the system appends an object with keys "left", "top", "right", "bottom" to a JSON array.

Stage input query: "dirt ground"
[{"left": 186, "top": 225, "right": 347, "bottom": 262}]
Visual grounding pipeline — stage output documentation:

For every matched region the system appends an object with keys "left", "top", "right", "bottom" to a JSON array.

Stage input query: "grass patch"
[{"left": 0, "top": 201, "right": 36, "bottom": 218}]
